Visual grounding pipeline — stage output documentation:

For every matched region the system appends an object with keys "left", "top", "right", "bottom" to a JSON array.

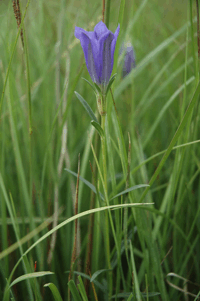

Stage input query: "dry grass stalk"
[{"left": 12, "top": 0, "right": 24, "bottom": 47}]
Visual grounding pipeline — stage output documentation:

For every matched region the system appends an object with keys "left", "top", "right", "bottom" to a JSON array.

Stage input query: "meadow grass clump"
[{"left": 0, "top": 0, "right": 200, "bottom": 300}]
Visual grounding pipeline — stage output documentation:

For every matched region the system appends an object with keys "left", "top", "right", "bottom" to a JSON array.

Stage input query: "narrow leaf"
[
  {"left": 94, "top": 83, "right": 102, "bottom": 95},
  {"left": 10, "top": 272, "right": 54, "bottom": 287},
  {"left": 65, "top": 168, "right": 105, "bottom": 200},
  {"left": 110, "top": 184, "right": 150, "bottom": 201},
  {"left": 106, "top": 73, "right": 117, "bottom": 96},
  {"left": 82, "top": 77, "right": 97, "bottom": 94},
  {"left": 127, "top": 293, "right": 134, "bottom": 301},
  {"left": 74, "top": 91, "right": 98, "bottom": 124},
  {"left": 91, "top": 120, "right": 104, "bottom": 137},
  {"left": 90, "top": 269, "right": 112, "bottom": 282},
  {"left": 44, "top": 283, "right": 63, "bottom": 301}
]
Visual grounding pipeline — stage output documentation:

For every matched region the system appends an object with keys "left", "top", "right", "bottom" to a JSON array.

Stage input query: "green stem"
[
  {"left": 105, "top": 0, "right": 111, "bottom": 28},
  {"left": 101, "top": 115, "right": 107, "bottom": 193},
  {"left": 101, "top": 102, "right": 112, "bottom": 298}
]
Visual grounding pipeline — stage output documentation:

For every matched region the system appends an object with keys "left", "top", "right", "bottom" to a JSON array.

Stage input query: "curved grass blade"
[
  {"left": 90, "top": 269, "right": 112, "bottom": 282},
  {"left": 110, "top": 184, "right": 149, "bottom": 201},
  {"left": 2, "top": 202, "right": 153, "bottom": 300},
  {"left": 10, "top": 272, "right": 54, "bottom": 288},
  {"left": 44, "top": 283, "right": 63, "bottom": 301},
  {"left": 82, "top": 77, "right": 97, "bottom": 94}
]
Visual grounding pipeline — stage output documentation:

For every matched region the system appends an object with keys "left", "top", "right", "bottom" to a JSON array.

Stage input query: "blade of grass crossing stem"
[
  {"left": 90, "top": 269, "right": 112, "bottom": 282},
  {"left": 44, "top": 283, "right": 63, "bottom": 301},
  {"left": 139, "top": 80, "right": 200, "bottom": 203},
  {"left": 110, "top": 185, "right": 149, "bottom": 201},
  {"left": 65, "top": 168, "right": 105, "bottom": 201},
  {"left": 129, "top": 241, "right": 142, "bottom": 301}
]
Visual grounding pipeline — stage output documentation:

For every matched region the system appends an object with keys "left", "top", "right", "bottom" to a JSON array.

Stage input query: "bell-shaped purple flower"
[
  {"left": 74, "top": 21, "right": 120, "bottom": 93},
  {"left": 121, "top": 42, "right": 136, "bottom": 78}
]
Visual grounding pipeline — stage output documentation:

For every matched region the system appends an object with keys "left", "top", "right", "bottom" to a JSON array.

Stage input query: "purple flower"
[
  {"left": 74, "top": 21, "right": 120, "bottom": 93},
  {"left": 121, "top": 42, "right": 135, "bottom": 77}
]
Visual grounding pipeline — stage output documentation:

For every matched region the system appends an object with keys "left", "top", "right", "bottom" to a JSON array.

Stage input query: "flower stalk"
[
  {"left": 74, "top": 20, "right": 120, "bottom": 297},
  {"left": 100, "top": 102, "right": 113, "bottom": 298}
]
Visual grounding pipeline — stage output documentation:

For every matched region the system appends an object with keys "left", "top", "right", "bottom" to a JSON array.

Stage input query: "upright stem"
[
  {"left": 101, "top": 114, "right": 108, "bottom": 193},
  {"left": 100, "top": 97, "right": 112, "bottom": 298},
  {"left": 105, "top": 0, "right": 111, "bottom": 28}
]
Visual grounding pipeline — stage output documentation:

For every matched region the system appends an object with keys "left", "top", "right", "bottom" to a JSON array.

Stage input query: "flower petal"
[
  {"left": 74, "top": 22, "right": 120, "bottom": 88},
  {"left": 75, "top": 28, "right": 99, "bottom": 83},
  {"left": 98, "top": 32, "right": 114, "bottom": 87},
  {"left": 121, "top": 42, "right": 136, "bottom": 77},
  {"left": 94, "top": 21, "right": 109, "bottom": 39}
]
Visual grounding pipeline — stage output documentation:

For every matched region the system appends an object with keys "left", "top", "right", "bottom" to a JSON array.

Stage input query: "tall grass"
[{"left": 0, "top": 0, "right": 200, "bottom": 300}]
